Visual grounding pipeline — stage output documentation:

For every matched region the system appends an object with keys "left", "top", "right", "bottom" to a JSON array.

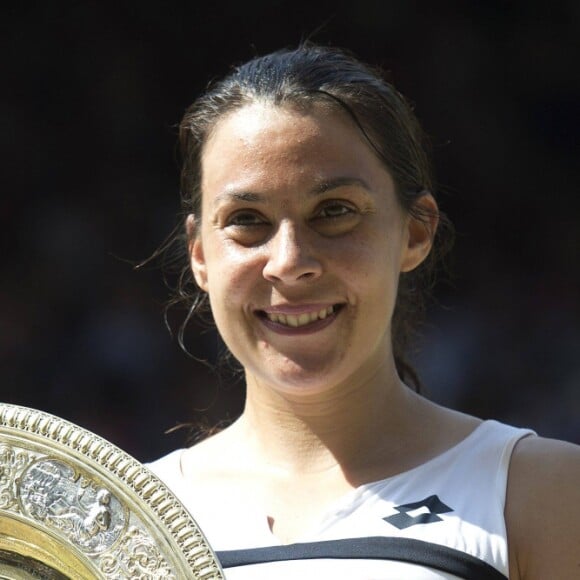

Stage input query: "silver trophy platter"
[{"left": 0, "top": 403, "right": 224, "bottom": 579}]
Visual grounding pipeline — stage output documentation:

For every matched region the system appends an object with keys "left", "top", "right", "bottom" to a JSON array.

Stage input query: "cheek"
[
  {"left": 335, "top": 228, "right": 402, "bottom": 279},
  {"left": 205, "top": 245, "right": 264, "bottom": 307},
  {"left": 338, "top": 234, "right": 402, "bottom": 316}
]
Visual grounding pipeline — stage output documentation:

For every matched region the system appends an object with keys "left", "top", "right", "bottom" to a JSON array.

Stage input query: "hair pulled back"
[{"left": 171, "top": 44, "right": 452, "bottom": 392}]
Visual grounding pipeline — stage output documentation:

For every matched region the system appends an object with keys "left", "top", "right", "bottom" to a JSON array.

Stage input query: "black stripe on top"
[{"left": 216, "top": 536, "right": 508, "bottom": 580}]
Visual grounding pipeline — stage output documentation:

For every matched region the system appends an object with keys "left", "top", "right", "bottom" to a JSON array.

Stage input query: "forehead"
[
  {"left": 200, "top": 102, "right": 395, "bottom": 202},
  {"left": 203, "top": 102, "right": 350, "bottom": 163}
]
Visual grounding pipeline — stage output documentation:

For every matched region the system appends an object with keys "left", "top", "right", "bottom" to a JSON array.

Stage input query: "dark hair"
[{"left": 166, "top": 43, "right": 452, "bottom": 392}]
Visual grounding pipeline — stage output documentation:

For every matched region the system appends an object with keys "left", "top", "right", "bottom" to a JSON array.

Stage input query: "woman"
[{"left": 149, "top": 45, "right": 580, "bottom": 579}]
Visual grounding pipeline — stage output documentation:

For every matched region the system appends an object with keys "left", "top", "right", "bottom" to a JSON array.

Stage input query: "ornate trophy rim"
[{"left": 0, "top": 402, "right": 224, "bottom": 579}]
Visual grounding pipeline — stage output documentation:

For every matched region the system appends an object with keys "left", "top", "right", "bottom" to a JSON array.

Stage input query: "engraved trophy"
[{"left": 0, "top": 403, "right": 224, "bottom": 579}]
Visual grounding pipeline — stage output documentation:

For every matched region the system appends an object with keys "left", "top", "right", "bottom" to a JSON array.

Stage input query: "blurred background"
[{"left": 2, "top": 1, "right": 579, "bottom": 461}]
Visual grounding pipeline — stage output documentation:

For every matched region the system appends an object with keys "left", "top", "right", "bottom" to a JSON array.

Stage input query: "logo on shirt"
[{"left": 383, "top": 495, "right": 453, "bottom": 529}]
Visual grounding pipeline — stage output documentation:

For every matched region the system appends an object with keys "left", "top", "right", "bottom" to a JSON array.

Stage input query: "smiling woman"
[
  {"left": 147, "top": 45, "right": 580, "bottom": 579},
  {"left": 175, "top": 45, "right": 448, "bottom": 394},
  {"left": 189, "top": 102, "right": 433, "bottom": 396}
]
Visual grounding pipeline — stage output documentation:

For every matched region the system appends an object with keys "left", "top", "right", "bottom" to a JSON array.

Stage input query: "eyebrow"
[
  {"left": 310, "top": 176, "right": 371, "bottom": 195},
  {"left": 212, "top": 176, "right": 372, "bottom": 208},
  {"left": 214, "top": 191, "right": 262, "bottom": 204}
]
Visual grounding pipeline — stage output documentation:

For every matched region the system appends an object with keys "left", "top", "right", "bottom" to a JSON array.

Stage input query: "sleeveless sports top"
[{"left": 147, "top": 420, "right": 534, "bottom": 579}]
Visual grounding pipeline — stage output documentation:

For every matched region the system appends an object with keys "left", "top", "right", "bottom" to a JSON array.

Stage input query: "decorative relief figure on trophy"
[
  {"left": 0, "top": 444, "right": 33, "bottom": 511},
  {"left": 83, "top": 488, "right": 112, "bottom": 537},
  {"left": 18, "top": 458, "right": 128, "bottom": 553},
  {"left": 100, "top": 526, "right": 175, "bottom": 579}
]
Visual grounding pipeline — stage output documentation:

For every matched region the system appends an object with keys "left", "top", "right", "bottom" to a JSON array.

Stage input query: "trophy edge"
[{"left": 0, "top": 402, "right": 224, "bottom": 579}]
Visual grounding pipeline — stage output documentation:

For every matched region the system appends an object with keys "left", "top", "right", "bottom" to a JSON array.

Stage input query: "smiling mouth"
[{"left": 260, "top": 305, "right": 340, "bottom": 328}]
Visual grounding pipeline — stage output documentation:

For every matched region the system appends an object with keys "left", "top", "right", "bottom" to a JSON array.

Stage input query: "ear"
[
  {"left": 400, "top": 193, "right": 439, "bottom": 273},
  {"left": 186, "top": 214, "right": 209, "bottom": 291}
]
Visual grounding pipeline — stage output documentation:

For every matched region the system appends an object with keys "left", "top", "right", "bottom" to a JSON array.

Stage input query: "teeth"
[
  {"left": 287, "top": 314, "right": 299, "bottom": 327},
  {"left": 266, "top": 306, "right": 337, "bottom": 327}
]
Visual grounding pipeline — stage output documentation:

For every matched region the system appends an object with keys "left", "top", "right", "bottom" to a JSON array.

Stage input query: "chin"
[{"left": 250, "top": 352, "right": 352, "bottom": 396}]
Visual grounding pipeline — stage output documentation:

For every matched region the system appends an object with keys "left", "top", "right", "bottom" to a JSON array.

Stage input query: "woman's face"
[{"left": 190, "top": 102, "right": 433, "bottom": 396}]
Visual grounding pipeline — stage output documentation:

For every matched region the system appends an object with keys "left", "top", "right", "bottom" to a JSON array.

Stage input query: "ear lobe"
[
  {"left": 186, "top": 214, "right": 209, "bottom": 291},
  {"left": 400, "top": 193, "right": 439, "bottom": 273}
]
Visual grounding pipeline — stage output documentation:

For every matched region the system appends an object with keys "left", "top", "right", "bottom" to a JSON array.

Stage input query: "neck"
[{"left": 236, "top": 357, "right": 420, "bottom": 476}]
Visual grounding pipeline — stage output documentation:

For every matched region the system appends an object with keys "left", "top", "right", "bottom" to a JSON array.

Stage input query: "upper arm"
[{"left": 506, "top": 435, "right": 580, "bottom": 580}]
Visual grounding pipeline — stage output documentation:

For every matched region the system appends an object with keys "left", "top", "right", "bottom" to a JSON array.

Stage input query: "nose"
[{"left": 262, "top": 221, "right": 323, "bottom": 284}]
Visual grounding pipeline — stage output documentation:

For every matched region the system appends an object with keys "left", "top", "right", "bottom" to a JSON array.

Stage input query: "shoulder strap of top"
[{"left": 217, "top": 536, "right": 508, "bottom": 579}]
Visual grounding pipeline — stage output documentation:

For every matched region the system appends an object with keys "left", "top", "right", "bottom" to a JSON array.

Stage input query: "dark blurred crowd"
[{"left": 2, "top": 1, "right": 579, "bottom": 460}]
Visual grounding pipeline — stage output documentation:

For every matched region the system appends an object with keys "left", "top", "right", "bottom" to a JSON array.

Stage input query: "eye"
[
  {"left": 226, "top": 210, "right": 268, "bottom": 227},
  {"left": 224, "top": 210, "right": 271, "bottom": 246},
  {"left": 314, "top": 201, "right": 356, "bottom": 220},
  {"left": 311, "top": 200, "right": 361, "bottom": 236}
]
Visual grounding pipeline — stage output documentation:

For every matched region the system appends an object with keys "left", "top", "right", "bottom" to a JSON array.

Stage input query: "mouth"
[{"left": 256, "top": 304, "right": 343, "bottom": 332}]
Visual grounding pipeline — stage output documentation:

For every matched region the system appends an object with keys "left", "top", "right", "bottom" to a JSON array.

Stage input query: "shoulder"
[
  {"left": 179, "top": 421, "right": 247, "bottom": 483},
  {"left": 146, "top": 422, "right": 242, "bottom": 484},
  {"left": 506, "top": 435, "right": 580, "bottom": 580},
  {"left": 146, "top": 448, "right": 186, "bottom": 491}
]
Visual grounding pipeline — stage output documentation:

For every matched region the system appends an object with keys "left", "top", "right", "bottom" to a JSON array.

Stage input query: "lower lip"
[{"left": 258, "top": 309, "right": 339, "bottom": 335}]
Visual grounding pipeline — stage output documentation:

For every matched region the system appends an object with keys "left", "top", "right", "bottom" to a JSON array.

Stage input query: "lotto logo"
[{"left": 383, "top": 495, "right": 453, "bottom": 529}]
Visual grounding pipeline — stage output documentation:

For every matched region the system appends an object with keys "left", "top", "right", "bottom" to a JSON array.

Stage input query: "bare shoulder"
[
  {"left": 506, "top": 435, "right": 580, "bottom": 580},
  {"left": 180, "top": 420, "right": 246, "bottom": 483}
]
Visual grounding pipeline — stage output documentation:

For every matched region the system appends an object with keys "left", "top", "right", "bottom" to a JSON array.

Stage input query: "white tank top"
[{"left": 147, "top": 420, "right": 534, "bottom": 579}]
